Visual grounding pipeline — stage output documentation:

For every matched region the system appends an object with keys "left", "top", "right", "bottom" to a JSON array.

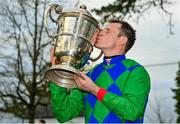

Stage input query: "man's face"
[{"left": 95, "top": 23, "right": 121, "bottom": 50}]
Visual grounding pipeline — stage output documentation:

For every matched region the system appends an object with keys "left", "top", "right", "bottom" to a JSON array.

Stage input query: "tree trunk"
[
  {"left": 28, "top": 104, "right": 35, "bottom": 123},
  {"left": 29, "top": 110, "right": 35, "bottom": 123}
]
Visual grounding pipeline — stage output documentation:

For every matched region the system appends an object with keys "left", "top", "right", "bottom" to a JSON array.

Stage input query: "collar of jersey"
[{"left": 102, "top": 54, "right": 126, "bottom": 65}]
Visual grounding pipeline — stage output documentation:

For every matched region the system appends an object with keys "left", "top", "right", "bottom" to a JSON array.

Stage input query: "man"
[{"left": 49, "top": 20, "right": 151, "bottom": 123}]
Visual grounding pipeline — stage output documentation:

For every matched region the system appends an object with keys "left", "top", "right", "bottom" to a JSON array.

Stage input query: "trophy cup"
[{"left": 44, "top": 4, "right": 102, "bottom": 88}]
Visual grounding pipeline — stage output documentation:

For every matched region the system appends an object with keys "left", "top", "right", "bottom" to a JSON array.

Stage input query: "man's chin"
[
  {"left": 94, "top": 46, "right": 102, "bottom": 51},
  {"left": 94, "top": 44, "right": 99, "bottom": 48}
]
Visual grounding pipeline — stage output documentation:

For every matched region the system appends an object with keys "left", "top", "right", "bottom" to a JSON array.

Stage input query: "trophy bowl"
[{"left": 44, "top": 4, "right": 101, "bottom": 88}]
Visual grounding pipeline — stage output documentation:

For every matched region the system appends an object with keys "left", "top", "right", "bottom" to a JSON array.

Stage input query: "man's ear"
[{"left": 117, "top": 36, "right": 127, "bottom": 46}]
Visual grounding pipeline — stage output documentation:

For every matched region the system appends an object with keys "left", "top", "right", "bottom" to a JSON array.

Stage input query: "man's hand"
[
  {"left": 74, "top": 72, "right": 100, "bottom": 95},
  {"left": 50, "top": 47, "right": 61, "bottom": 65},
  {"left": 50, "top": 47, "right": 56, "bottom": 65}
]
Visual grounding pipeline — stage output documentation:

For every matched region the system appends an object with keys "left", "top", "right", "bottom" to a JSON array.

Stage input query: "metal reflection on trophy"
[{"left": 44, "top": 4, "right": 102, "bottom": 88}]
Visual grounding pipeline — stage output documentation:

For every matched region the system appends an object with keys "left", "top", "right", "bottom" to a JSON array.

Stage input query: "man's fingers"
[
  {"left": 74, "top": 74, "right": 87, "bottom": 89},
  {"left": 74, "top": 75, "right": 82, "bottom": 88},
  {"left": 50, "top": 47, "right": 54, "bottom": 59},
  {"left": 50, "top": 47, "right": 56, "bottom": 65},
  {"left": 79, "top": 72, "right": 87, "bottom": 80}
]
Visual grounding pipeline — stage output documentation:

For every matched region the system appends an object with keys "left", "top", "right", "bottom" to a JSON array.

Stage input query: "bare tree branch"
[
  {"left": 92, "top": 0, "right": 175, "bottom": 34},
  {"left": 18, "top": 0, "right": 34, "bottom": 37}
]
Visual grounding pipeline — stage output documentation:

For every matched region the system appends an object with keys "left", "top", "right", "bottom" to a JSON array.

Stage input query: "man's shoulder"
[
  {"left": 123, "top": 58, "right": 150, "bottom": 77},
  {"left": 122, "top": 58, "right": 141, "bottom": 68}
]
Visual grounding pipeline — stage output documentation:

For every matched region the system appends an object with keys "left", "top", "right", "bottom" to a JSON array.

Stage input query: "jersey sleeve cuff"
[{"left": 96, "top": 88, "right": 108, "bottom": 101}]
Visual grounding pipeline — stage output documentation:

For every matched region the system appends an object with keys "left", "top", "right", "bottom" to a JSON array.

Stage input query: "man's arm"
[
  {"left": 75, "top": 67, "right": 150, "bottom": 121},
  {"left": 49, "top": 82, "right": 84, "bottom": 123}
]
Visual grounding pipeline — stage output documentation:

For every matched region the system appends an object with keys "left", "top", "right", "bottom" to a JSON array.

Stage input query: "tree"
[
  {"left": 172, "top": 62, "right": 180, "bottom": 122},
  {"left": 0, "top": 0, "right": 51, "bottom": 123},
  {"left": 92, "top": 0, "right": 175, "bottom": 34}
]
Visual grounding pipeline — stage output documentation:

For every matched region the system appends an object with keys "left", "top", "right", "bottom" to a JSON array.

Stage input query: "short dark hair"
[{"left": 109, "top": 20, "right": 136, "bottom": 53}]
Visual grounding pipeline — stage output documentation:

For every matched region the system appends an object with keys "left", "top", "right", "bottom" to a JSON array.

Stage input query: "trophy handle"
[
  {"left": 44, "top": 4, "right": 62, "bottom": 38},
  {"left": 89, "top": 50, "right": 103, "bottom": 62}
]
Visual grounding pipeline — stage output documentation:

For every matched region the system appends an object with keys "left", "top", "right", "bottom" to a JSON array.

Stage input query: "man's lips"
[
  {"left": 94, "top": 37, "right": 100, "bottom": 44},
  {"left": 97, "top": 36, "right": 101, "bottom": 40},
  {"left": 96, "top": 38, "right": 100, "bottom": 42}
]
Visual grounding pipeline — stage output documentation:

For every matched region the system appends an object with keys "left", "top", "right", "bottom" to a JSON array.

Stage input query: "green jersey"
[{"left": 49, "top": 55, "right": 151, "bottom": 123}]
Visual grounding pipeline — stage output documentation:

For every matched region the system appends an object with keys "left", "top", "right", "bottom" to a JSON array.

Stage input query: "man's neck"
[
  {"left": 102, "top": 47, "right": 125, "bottom": 57},
  {"left": 103, "top": 52, "right": 125, "bottom": 58},
  {"left": 104, "top": 55, "right": 121, "bottom": 59}
]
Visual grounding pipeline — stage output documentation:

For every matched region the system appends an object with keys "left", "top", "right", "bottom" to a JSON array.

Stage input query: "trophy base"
[{"left": 45, "top": 64, "right": 80, "bottom": 88}]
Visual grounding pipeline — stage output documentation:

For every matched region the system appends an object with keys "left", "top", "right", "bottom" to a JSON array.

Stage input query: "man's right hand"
[{"left": 50, "top": 47, "right": 56, "bottom": 65}]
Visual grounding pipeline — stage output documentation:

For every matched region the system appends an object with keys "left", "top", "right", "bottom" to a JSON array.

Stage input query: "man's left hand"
[{"left": 74, "top": 72, "right": 100, "bottom": 95}]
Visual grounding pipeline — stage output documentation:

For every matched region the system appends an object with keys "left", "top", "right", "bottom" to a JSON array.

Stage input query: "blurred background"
[{"left": 0, "top": 0, "right": 179, "bottom": 123}]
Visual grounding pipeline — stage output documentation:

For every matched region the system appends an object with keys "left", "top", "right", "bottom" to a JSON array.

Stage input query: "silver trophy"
[{"left": 44, "top": 4, "right": 102, "bottom": 88}]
